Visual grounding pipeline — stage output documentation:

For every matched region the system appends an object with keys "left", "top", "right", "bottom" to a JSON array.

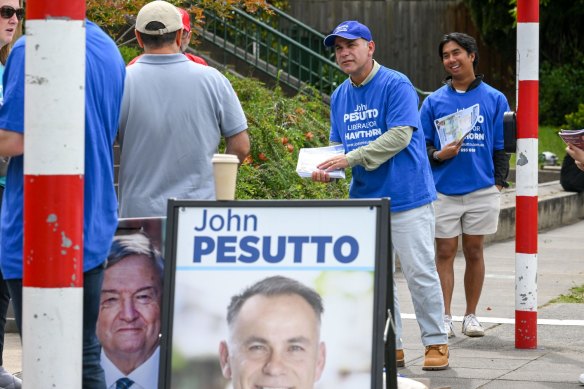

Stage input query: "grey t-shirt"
[{"left": 118, "top": 54, "right": 247, "bottom": 218}]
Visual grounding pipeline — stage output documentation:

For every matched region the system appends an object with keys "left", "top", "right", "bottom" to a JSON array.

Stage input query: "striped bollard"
[
  {"left": 515, "top": 0, "right": 539, "bottom": 349},
  {"left": 23, "top": 1, "right": 86, "bottom": 386}
]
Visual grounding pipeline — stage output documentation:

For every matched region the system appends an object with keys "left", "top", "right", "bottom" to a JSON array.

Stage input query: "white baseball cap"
[{"left": 136, "top": 1, "right": 182, "bottom": 36}]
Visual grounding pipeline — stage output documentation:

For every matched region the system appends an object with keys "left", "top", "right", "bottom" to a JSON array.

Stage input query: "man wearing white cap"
[
  {"left": 118, "top": 0, "right": 249, "bottom": 218},
  {"left": 127, "top": 7, "right": 207, "bottom": 66},
  {"left": 312, "top": 20, "right": 449, "bottom": 370}
]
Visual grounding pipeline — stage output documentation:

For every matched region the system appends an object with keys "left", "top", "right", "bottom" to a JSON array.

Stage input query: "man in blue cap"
[{"left": 313, "top": 20, "right": 449, "bottom": 370}]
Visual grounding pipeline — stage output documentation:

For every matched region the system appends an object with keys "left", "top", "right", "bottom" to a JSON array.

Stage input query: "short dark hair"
[
  {"left": 106, "top": 232, "right": 164, "bottom": 286},
  {"left": 439, "top": 32, "right": 479, "bottom": 69},
  {"left": 226, "top": 276, "right": 324, "bottom": 326},
  {"left": 139, "top": 21, "right": 179, "bottom": 49}
]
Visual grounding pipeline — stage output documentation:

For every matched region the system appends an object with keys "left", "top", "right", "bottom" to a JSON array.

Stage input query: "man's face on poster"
[
  {"left": 219, "top": 294, "right": 326, "bottom": 389},
  {"left": 97, "top": 254, "right": 162, "bottom": 365}
]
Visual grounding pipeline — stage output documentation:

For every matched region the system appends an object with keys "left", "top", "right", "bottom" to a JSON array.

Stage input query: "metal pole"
[
  {"left": 23, "top": 1, "right": 86, "bottom": 385},
  {"left": 515, "top": 0, "right": 539, "bottom": 349}
]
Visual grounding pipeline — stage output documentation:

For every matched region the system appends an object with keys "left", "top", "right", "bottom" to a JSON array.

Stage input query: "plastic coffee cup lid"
[{"left": 212, "top": 154, "right": 239, "bottom": 163}]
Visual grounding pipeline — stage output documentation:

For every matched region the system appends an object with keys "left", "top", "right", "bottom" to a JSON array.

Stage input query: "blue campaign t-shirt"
[
  {"left": 0, "top": 63, "right": 5, "bottom": 188},
  {"left": 420, "top": 82, "right": 509, "bottom": 195},
  {"left": 0, "top": 20, "right": 125, "bottom": 279},
  {"left": 330, "top": 66, "right": 436, "bottom": 212}
]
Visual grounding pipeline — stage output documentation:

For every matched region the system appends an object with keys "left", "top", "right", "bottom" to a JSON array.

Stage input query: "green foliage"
[
  {"left": 538, "top": 126, "right": 568, "bottom": 159},
  {"left": 118, "top": 45, "right": 141, "bottom": 64},
  {"left": 86, "top": 0, "right": 271, "bottom": 45},
  {"left": 462, "top": 0, "right": 515, "bottom": 59},
  {"left": 564, "top": 104, "right": 584, "bottom": 130},
  {"left": 464, "top": 0, "right": 584, "bottom": 127},
  {"left": 538, "top": 0, "right": 584, "bottom": 65},
  {"left": 226, "top": 75, "right": 349, "bottom": 200},
  {"left": 549, "top": 284, "right": 584, "bottom": 304},
  {"left": 539, "top": 57, "right": 584, "bottom": 125},
  {"left": 467, "top": 0, "right": 584, "bottom": 67}
]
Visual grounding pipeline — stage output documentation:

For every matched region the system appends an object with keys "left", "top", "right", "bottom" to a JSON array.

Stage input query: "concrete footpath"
[{"left": 396, "top": 219, "right": 584, "bottom": 389}]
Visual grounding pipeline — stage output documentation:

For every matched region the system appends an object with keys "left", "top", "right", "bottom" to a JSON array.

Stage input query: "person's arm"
[
  {"left": 345, "top": 125, "right": 413, "bottom": 170},
  {"left": 0, "top": 129, "right": 23, "bottom": 157},
  {"left": 225, "top": 130, "right": 250, "bottom": 163},
  {"left": 493, "top": 149, "right": 510, "bottom": 189},
  {"left": 313, "top": 126, "right": 412, "bottom": 179}
]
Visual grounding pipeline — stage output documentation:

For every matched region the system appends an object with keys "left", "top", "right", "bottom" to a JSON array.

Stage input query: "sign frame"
[{"left": 159, "top": 199, "right": 395, "bottom": 389}]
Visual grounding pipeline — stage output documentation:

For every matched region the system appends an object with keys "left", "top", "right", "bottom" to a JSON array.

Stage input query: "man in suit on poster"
[{"left": 97, "top": 233, "right": 164, "bottom": 389}]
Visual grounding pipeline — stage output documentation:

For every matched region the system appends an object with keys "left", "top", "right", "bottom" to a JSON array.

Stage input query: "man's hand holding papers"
[{"left": 296, "top": 144, "right": 346, "bottom": 180}]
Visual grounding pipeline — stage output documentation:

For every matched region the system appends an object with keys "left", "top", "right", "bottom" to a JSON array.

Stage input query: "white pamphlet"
[
  {"left": 296, "top": 144, "right": 346, "bottom": 179},
  {"left": 434, "top": 104, "right": 480, "bottom": 148}
]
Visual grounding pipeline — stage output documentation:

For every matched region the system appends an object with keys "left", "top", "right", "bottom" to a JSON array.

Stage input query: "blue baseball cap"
[{"left": 323, "top": 20, "right": 372, "bottom": 48}]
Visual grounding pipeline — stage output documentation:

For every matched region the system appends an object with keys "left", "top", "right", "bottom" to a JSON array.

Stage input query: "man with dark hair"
[
  {"left": 219, "top": 276, "right": 326, "bottom": 389},
  {"left": 97, "top": 233, "right": 164, "bottom": 389},
  {"left": 420, "top": 32, "right": 510, "bottom": 339},
  {"left": 313, "top": 20, "right": 448, "bottom": 370},
  {"left": 118, "top": 0, "right": 249, "bottom": 218}
]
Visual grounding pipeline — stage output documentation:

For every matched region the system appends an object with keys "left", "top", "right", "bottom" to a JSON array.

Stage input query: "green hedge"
[
  {"left": 227, "top": 75, "right": 350, "bottom": 200},
  {"left": 539, "top": 58, "right": 584, "bottom": 126}
]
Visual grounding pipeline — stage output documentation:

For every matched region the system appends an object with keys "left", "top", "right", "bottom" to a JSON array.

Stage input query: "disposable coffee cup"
[{"left": 212, "top": 153, "right": 240, "bottom": 200}]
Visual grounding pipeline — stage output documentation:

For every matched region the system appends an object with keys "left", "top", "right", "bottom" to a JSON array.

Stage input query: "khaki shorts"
[{"left": 435, "top": 185, "right": 501, "bottom": 238}]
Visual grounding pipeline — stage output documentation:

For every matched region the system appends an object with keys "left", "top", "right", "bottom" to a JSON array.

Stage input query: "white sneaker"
[
  {"left": 444, "top": 314, "right": 455, "bottom": 338},
  {"left": 0, "top": 366, "right": 21, "bottom": 389},
  {"left": 579, "top": 372, "right": 584, "bottom": 384},
  {"left": 462, "top": 314, "right": 485, "bottom": 337}
]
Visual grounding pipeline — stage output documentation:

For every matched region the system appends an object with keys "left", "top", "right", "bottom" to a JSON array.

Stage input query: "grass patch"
[{"left": 549, "top": 284, "right": 584, "bottom": 304}]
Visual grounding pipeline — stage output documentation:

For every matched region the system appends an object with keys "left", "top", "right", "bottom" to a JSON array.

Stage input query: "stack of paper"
[{"left": 296, "top": 144, "right": 346, "bottom": 179}]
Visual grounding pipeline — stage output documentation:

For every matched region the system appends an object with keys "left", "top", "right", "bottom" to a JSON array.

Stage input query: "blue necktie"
[{"left": 115, "top": 377, "right": 134, "bottom": 389}]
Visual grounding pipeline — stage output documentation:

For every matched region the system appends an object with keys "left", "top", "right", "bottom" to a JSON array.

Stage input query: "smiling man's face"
[
  {"left": 441, "top": 40, "right": 475, "bottom": 80},
  {"left": 219, "top": 294, "right": 326, "bottom": 389},
  {"left": 97, "top": 254, "right": 162, "bottom": 369}
]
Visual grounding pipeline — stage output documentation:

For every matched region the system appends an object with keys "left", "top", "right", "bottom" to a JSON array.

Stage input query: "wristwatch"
[{"left": 432, "top": 150, "right": 442, "bottom": 162}]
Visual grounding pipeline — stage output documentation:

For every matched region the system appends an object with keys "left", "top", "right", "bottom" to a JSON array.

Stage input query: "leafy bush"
[
  {"left": 118, "top": 45, "right": 142, "bottom": 64},
  {"left": 564, "top": 104, "right": 584, "bottom": 130},
  {"left": 226, "top": 75, "right": 350, "bottom": 200},
  {"left": 539, "top": 57, "right": 584, "bottom": 125}
]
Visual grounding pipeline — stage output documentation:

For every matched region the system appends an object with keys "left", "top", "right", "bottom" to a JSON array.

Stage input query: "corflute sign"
[{"left": 175, "top": 206, "right": 377, "bottom": 271}]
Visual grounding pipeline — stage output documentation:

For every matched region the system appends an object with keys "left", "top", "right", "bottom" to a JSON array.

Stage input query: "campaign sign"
[{"left": 160, "top": 199, "right": 394, "bottom": 389}]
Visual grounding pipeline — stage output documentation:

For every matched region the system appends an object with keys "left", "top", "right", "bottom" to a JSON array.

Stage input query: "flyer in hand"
[
  {"left": 558, "top": 128, "right": 584, "bottom": 149},
  {"left": 434, "top": 104, "right": 480, "bottom": 148},
  {"left": 296, "top": 144, "right": 346, "bottom": 179}
]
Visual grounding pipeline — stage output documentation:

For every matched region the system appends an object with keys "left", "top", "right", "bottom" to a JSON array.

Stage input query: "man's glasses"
[{"left": 0, "top": 6, "right": 24, "bottom": 21}]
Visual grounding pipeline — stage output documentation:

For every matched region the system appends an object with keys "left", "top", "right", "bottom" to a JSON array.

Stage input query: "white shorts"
[{"left": 435, "top": 185, "right": 501, "bottom": 238}]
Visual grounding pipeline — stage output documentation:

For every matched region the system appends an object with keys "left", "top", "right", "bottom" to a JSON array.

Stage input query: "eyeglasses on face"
[{"left": 0, "top": 6, "right": 24, "bottom": 21}]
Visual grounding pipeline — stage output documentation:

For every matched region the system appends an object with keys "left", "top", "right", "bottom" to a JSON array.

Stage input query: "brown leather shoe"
[
  {"left": 422, "top": 344, "right": 449, "bottom": 371},
  {"left": 396, "top": 349, "right": 405, "bottom": 367}
]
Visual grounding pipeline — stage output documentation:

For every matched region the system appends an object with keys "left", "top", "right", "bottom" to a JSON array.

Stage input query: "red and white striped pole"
[
  {"left": 515, "top": 0, "right": 539, "bottom": 349},
  {"left": 23, "top": 1, "right": 86, "bottom": 386}
]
